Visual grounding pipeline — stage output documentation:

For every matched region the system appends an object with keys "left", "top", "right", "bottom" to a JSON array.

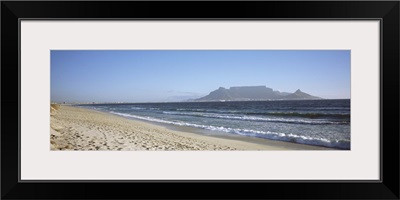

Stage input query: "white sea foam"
[
  {"left": 162, "top": 111, "right": 344, "bottom": 125},
  {"left": 131, "top": 107, "right": 146, "bottom": 110}
]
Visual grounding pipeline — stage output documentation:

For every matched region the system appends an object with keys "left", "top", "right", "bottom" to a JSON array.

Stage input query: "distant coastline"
[
  {"left": 192, "top": 86, "right": 322, "bottom": 102},
  {"left": 55, "top": 98, "right": 350, "bottom": 106}
]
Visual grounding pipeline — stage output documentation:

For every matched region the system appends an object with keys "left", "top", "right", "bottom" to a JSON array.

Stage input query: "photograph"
[
  {"left": 2, "top": 0, "right": 397, "bottom": 198},
  {"left": 50, "top": 50, "right": 351, "bottom": 151}
]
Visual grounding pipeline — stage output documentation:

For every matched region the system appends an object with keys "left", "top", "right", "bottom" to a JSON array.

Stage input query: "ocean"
[{"left": 77, "top": 99, "right": 350, "bottom": 150}]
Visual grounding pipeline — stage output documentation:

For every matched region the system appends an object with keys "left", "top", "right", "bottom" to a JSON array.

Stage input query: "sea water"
[{"left": 78, "top": 100, "right": 350, "bottom": 150}]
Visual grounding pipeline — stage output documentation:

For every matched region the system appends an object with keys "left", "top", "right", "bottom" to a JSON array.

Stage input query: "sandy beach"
[{"left": 50, "top": 105, "right": 333, "bottom": 151}]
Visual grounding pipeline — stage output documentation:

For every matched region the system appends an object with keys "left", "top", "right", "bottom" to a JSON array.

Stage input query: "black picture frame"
[{"left": 2, "top": 1, "right": 399, "bottom": 199}]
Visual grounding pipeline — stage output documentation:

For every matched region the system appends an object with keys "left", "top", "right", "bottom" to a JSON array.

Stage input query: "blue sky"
[{"left": 51, "top": 50, "right": 350, "bottom": 103}]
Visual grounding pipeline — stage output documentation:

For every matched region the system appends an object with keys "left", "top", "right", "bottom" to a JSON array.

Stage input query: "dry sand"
[{"left": 50, "top": 105, "right": 332, "bottom": 151}]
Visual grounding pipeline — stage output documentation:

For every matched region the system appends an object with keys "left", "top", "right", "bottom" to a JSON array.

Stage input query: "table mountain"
[{"left": 194, "top": 86, "right": 321, "bottom": 101}]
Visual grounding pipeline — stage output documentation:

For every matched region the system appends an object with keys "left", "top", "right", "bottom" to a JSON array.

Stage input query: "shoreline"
[
  {"left": 50, "top": 105, "right": 334, "bottom": 150},
  {"left": 129, "top": 115, "right": 335, "bottom": 150}
]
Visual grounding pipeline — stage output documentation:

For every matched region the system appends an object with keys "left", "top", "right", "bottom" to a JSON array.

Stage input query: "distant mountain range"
[{"left": 191, "top": 86, "right": 322, "bottom": 101}]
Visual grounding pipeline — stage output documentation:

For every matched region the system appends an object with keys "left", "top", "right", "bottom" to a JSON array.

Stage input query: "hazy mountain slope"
[
  {"left": 194, "top": 86, "right": 321, "bottom": 101},
  {"left": 282, "top": 89, "right": 322, "bottom": 100}
]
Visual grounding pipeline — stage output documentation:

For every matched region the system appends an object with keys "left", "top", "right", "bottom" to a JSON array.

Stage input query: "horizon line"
[{"left": 52, "top": 98, "right": 351, "bottom": 105}]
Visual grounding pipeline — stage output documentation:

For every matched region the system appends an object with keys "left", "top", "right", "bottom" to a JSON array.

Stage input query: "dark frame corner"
[{"left": 1, "top": 1, "right": 399, "bottom": 199}]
